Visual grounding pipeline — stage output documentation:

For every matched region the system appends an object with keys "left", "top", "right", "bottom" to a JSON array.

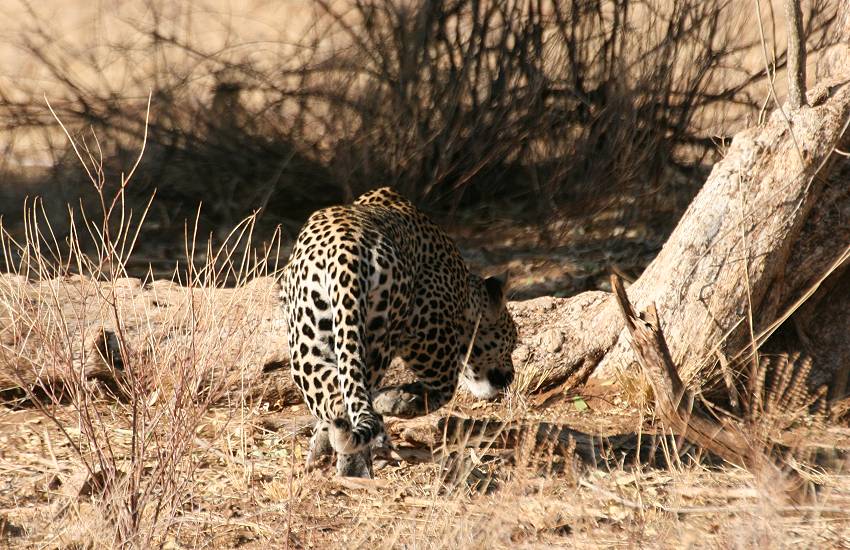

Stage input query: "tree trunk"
[
  {"left": 817, "top": 2, "right": 850, "bottom": 78},
  {"left": 523, "top": 75, "right": 850, "bottom": 396}
]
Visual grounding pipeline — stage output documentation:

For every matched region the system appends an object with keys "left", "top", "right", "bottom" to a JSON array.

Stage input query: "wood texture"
[
  {"left": 585, "top": 76, "right": 850, "bottom": 388},
  {"left": 784, "top": 0, "right": 807, "bottom": 109}
]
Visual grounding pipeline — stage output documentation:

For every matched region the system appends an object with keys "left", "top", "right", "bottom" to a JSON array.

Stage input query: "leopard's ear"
[{"left": 484, "top": 271, "right": 509, "bottom": 311}]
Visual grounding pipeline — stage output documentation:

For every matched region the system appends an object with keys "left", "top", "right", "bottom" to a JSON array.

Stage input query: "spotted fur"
[{"left": 281, "top": 187, "right": 517, "bottom": 471}]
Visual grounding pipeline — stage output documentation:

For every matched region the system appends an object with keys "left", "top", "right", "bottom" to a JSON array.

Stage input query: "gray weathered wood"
[{"left": 784, "top": 0, "right": 807, "bottom": 109}]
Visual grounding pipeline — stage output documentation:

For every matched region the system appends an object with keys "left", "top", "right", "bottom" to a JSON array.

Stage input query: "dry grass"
[
  {"left": 0, "top": 111, "right": 289, "bottom": 548},
  {"left": 3, "top": 389, "right": 850, "bottom": 548},
  {"left": 1, "top": 12, "right": 850, "bottom": 544},
  {"left": 0, "top": 158, "right": 848, "bottom": 547}
]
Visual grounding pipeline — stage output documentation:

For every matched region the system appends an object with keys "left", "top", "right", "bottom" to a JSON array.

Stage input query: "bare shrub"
[
  {"left": 1, "top": 0, "right": 842, "bottom": 244},
  {"left": 253, "top": 0, "right": 842, "bottom": 215},
  {"left": 0, "top": 107, "right": 283, "bottom": 547},
  {"left": 305, "top": 1, "right": 697, "bottom": 206}
]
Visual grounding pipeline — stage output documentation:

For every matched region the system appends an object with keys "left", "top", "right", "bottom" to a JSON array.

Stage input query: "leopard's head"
[{"left": 462, "top": 273, "right": 518, "bottom": 399}]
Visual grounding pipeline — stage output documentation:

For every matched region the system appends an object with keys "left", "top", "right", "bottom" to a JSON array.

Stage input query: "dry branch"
[
  {"left": 785, "top": 0, "right": 808, "bottom": 109},
  {"left": 610, "top": 274, "right": 810, "bottom": 503}
]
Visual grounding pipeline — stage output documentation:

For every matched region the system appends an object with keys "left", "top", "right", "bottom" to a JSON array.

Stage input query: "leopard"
[{"left": 280, "top": 187, "right": 517, "bottom": 477}]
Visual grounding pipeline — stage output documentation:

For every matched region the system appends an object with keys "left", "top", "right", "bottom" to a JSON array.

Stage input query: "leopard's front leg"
[
  {"left": 335, "top": 443, "right": 373, "bottom": 478},
  {"left": 373, "top": 322, "right": 460, "bottom": 419},
  {"left": 373, "top": 381, "right": 453, "bottom": 418}
]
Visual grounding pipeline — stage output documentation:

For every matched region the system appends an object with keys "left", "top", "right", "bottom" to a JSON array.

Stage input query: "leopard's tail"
[{"left": 327, "top": 263, "right": 385, "bottom": 455}]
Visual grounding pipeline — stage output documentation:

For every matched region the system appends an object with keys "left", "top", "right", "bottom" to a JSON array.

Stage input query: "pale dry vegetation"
[
  {"left": 0, "top": 1, "right": 842, "bottom": 249},
  {"left": 2, "top": 1, "right": 850, "bottom": 549}
]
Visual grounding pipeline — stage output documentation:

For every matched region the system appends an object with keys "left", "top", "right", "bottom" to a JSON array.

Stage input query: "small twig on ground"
[{"left": 580, "top": 478, "right": 847, "bottom": 515}]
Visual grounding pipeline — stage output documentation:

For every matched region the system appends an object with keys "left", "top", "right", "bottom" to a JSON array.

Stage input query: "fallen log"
[
  {"left": 520, "top": 72, "right": 850, "bottom": 398},
  {"left": 0, "top": 271, "right": 611, "bottom": 410},
  {"left": 0, "top": 275, "right": 298, "bottom": 406}
]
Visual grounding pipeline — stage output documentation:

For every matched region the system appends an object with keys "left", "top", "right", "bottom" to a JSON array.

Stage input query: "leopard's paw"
[
  {"left": 306, "top": 421, "right": 333, "bottom": 471},
  {"left": 374, "top": 383, "right": 427, "bottom": 418}
]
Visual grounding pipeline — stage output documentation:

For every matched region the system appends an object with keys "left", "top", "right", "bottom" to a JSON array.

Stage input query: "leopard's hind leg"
[{"left": 305, "top": 420, "right": 373, "bottom": 477}]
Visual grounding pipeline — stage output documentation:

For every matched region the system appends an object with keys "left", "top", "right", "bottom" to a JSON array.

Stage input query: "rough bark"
[
  {"left": 816, "top": 1, "right": 850, "bottom": 78},
  {"left": 582, "top": 77, "right": 850, "bottom": 391}
]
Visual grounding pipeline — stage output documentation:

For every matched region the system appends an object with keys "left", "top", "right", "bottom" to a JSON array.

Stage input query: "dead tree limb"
[
  {"left": 610, "top": 274, "right": 810, "bottom": 503},
  {"left": 503, "top": 77, "right": 850, "bottom": 397},
  {"left": 572, "top": 77, "right": 850, "bottom": 392},
  {"left": 785, "top": 0, "right": 808, "bottom": 109}
]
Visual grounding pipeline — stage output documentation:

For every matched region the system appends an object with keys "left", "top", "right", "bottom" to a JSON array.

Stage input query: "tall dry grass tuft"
[{"left": 0, "top": 102, "right": 284, "bottom": 547}]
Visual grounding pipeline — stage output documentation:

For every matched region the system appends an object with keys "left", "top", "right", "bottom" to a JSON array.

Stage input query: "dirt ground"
[
  {"left": 0, "top": 212, "right": 849, "bottom": 548},
  {"left": 2, "top": 383, "right": 850, "bottom": 549}
]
